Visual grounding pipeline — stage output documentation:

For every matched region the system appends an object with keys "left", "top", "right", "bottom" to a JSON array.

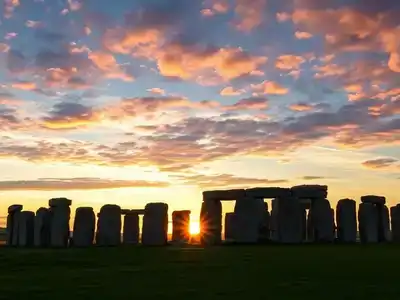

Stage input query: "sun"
[{"left": 189, "top": 221, "right": 200, "bottom": 235}]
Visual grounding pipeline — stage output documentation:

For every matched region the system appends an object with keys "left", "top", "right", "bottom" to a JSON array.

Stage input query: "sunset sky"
[{"left": 0, "top": 0, "right": 398, "bottom": 228}]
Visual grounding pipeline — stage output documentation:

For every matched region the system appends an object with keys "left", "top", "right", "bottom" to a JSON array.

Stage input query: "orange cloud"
[
  {"left": 275, "top": 55, "right": 305, "bottom": 70},
  {"left": 11, "top": 81, "right": 36, "bottom": 91},
  {"left": 88, "top": 51, "right": 134, "bottom": 82},
  {"left": 251, "top": 81, "right": 289, "bottom": 95},
  {"left": 220, "top": 86, "right": 245, "bottom": 96},
  {"left": 295, "top": 31, "right": 313, "bottom": 39},
  {"left": 234, "top": 0, "right": 266, "bottom": 32},
  {"left": 224, "top": 97, "right": 269, "bottom": 111},
  {"left": 289, "top": 103, "right": 314, "bottom": 112},
  {"left": 362, "top": 158, "right": 398, "bottom": 169},
  {"left": 148, "top": 88, "right": 166, "bottom": 95}
]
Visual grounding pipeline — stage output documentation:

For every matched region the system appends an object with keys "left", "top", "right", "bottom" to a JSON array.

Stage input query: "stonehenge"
[
  {"left": 4, "top": 186, "right": 399, "bottom": 248},
  {"left": 172, "top": 210, "right": 191, "bottom": 243}
]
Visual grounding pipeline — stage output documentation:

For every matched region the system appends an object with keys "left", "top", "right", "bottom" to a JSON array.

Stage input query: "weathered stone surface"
[
  {"left": 233, "top": 197, "right": 265, "bottom": 243},
  {"left": 73, "top": 207, "right": 95, "bottom": 247},
  {"left": 203, "top": 189, "right": 245, "bottom": 201},
  {"left": 275, "top": 197, "right": 303, "bottom": 244},
  {"left": 358, "top": 203, "right": 379, "bottom": 243},
  {"left": 259, "top": 202, "right": 270, "bottom": 242},
  {"left": 301, "top": 208, "right": 307, "bottom": 242},
  {"left": 11, "top": 211, "right": 22, "bottom": 246},
  {"left": 390, "top": 205, "right": 400, "bottom": 242},
  {"left": 18, "top": 211, "right": 35, "bottom": 247},
  {"left": 123, "top": 213, "right": 140, "bottom": 245},
  {"left": 49, "top": 197, "right": 72, "bottom": 207},
  {"left": 291, "top": 185, "right": 328, "bottom": 199},
  {"left": 224, "top": 212, "right": 236, "bottom": 241},
  {"left": 361, "top": 195, "right": 386, "bottom": 205},
  {"left": 200, "top": 200, "right": 222, "bottom": 245},
  {"left": 142, "top": 203, "right": 168, "bottom": 246},
  {"left": 172, "top": 210, "right": 191, "bottom": 243},
  {"left": 50, "top": 205, "right": 71, "bottom": 248},
  {"left": 307, "top": 209, "right": 314, "bottom": 242},
  {"left": 34, "top": 207, "right": 51, "bottom": 247},
  {"left": 377, "top": 205, "right": 390, "bottom": 242},
  {"left": 309, "top": 199, "right": 334, "bottom": 242},
  {"left": 6, "top": 204, "right": 23, "bottom": 246},
  {"left": 336, "top": 199, "right": 357, "bottom": 243},
  {"left": 96, "top": 204, "right": 122, "bottom": 246},
  {"left": 270, "top": 200, "right": 279, "bottom": 242},
  {"left": 245, "top": 187, "right": 291, "bottom": 199}
]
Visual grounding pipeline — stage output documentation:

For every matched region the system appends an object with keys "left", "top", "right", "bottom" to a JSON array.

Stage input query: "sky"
[{"left": 0, "top": 0, "right": 398, "bottom": 229}]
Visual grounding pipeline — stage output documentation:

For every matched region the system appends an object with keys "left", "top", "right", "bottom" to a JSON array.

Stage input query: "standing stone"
[
  {"left": 142, "top": 203, "right": 168, "bottom": 246},
  {"left": 291, "top": 185, "right": 328, "bottom": 200},
  {"left": 172, "top": 210, "right": 191, "bottom": 243},
  {"left": 270, "top": 200, "right": 279, "bottom": 242},
  {"left": 123, "top": 213, "right": 140, "bottom": 245},
  {"left": 18, "top": 211, "right": 35, "bottom": 247},
  {"left": 73, "top": 207, "right": 95, "bottom": 247},
  {"left": 258, "top": 202, "right": 270, "bottom": 243},
  {"left": 309, "top": 199, "right": 334, "bottom": 242},
  {"left": 301, "top": 208, "right": 307, "bottom": 242},
  {"left": 307, "top": 209, "right": 314, "bottom": 242},
  {"left": 49, "top": 198, "right": 71, "bottom": 248},
  {"left": 336, "top": 199, "right": 357, "bottom": 243},
  {"left": 233, "top": 197, "right": 265, "bottom": 243},
  {"left": 358, "top": 203, "right": 379, "bottom": 243},
  {"left": 6, "top": 204, "right": 23, "bottom": 246},
  {"left": 378, "top": 205, "right": 390, "bottom": 242},
  {"left": 34, "top": 207, "right": 51, "bottom": 247},
  {"left": 200, "top": 200, "right": 222, "bottom": 245},
  {"left": 96, "top": 204, "right": 122, "bottom": 246},
  {"left": 390, "top": 205, "right": 400, "bottom": 243},
  {"left": 275, "top": 197, "right": 303, "bottom": 244},
  {"left": 224, "top": 213, "right": 236, "bottom": 241}
]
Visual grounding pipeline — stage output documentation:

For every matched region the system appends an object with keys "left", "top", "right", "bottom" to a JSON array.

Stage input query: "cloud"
[
  {"left": 295, "top": 31, "right": 313, "bottom": 39},
  {"left": 275, "top": 55, "right": 305, "bottom": 70},
  {"left": 251, "top": 81, "right": 289, "bottom": 95},
  {"left": 234, "top": 0, "right": 267, "bottom": 32},
  {"left": 88, "top": 51, "right": 134, "bottom": 82},
  {"left": 301, "top": 176, "right": 326, "bottom": 180},
  {"left": 220, "top": 86, "right": 245, "bottom": 96},
  {"left": 362, "top": 158, "right": 398, "bottom": 169},
  {"left": 0, "top": 177, "right": 169, "bottom": 191},
  {"left": 11, "top": 81, "right": 36, "bottom": 91},
  {"left": 225, "top": 97, "right": 269, "bottom": 111},
  {"left": 175, "top": 173, "right": 288, "bottom": 188},
  {"left": 147, "top": 88, "right": 166, "bottom": 95}
]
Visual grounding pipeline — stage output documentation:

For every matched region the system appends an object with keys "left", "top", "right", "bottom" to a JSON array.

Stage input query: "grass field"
[{"left": 0, "top": 245, "right": 399, "bottom": 299}]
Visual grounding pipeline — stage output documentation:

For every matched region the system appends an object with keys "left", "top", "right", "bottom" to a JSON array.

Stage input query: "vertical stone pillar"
[
  {"left": 224, "top": 212, "right": 236, "bottom": 241},
  {"left": 172, "top": 210, "right": 191, "bottom": 243},
  {"left": 49, "top": 198, "right": 71, "bottom": 248},
  {"left": 309, "top": 199, "right": 334, "bottom": 242},
  {"left": 18, "top": 211, "right": 35, "bottom": 247},
  {"left": 123, "top": 213, "right": 140, "bottom": 245},
  {"left": 73, "top": 207, "right": 95, "bottom": 247},
  {"left": 275, "top": 197, "right": 303, "bottom": 244},
  {"left": 258, "top": 202, "right": 270, "bottom": 243},
  {"left": 6, "top": 204, "right": 23, "bottom": 246},
  {"left": 336, "top": 199, "right": 357, "bottom": 243},
  {"left": 270, "top": 199, "right": 279, "bottom": 242},
  {"left": 96, "top": 204, "right": 122, "bottom": 246},
  {"left": 200, "top": 200, "right": 222, "bottom": 245},
  {"left": 233, "top": 197, "right": 265, "bottom": 243},
  {"left": 142, "top": 203, "right": 168, "bottom": 246},
  {"left": 34, "top": 207, "right": 51, "bottom": 247},
  {"left": 307, "top": 208, "right": 314, "bottom": 242},
  {"left": 390, "top": 205, "right": 400, "bottom": 243},
  {"left": 358, "top": 203, "right": 379, "bottom": 243}
]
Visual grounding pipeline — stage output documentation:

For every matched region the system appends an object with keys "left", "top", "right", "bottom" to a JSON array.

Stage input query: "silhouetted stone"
[
  {"left": 361, "top": 195, "right": 386, "bottom": 205},
  {"left": 200, "top": 200, "right": 222, "bottom": 245},
  {"left": 270, "top": 199, "right": 279, "bottom": 242},
  {"left": 258, "top": 202, "right": 270, "bottom": 242},
  {"left": 291, "top": 185, "right": 328, "bottom": 199},
  {"left": 6, "top": 204, "right": 23, "bottom": 246},
  {"left": 245, "top": 187, "right": 291, "bottom": 199},
  {"left": 274, "top": 197, "right": 303, "bottom": 244},
  {"left": 172, "top": 210, "right": 191, "bottom": 243},
  {"left": 309, "top": 199, "right": 334, "bottom": 242},
  {"left": 307, "top": 209, "right": 314, "bottom": 242},
  {"left": 96, "top": 204, "right": 122, "bottom": 246},
  {"left": 203, "top": 189, "right": 246, "bottom": 201},
  {"left": 18, "top": 211, "right": 35, "bottom": 247},
  {"left": 224, "top": 212, "right": 236, "bottom": 241},
  {"left": 233, "top": 197, "right": 265, "bottom": 243},
  {"left": 377, "top": 204, "right": 390, "bottom": 242},
  {"left": 49, "top": 198, "right": 71, "bottom": 248},
  {"left": 390, "top": 205, "right": 400, "bottom": 242},
  {"left": 358, "top": 203, "right": 379, "bottom": 243},
  {"left": 123, "top": 213, "right": 140, "bottom": 245},
  {"left": 142, "top": 203, "right": 168, "bottom": 246},
  {"left": 122, "top": 209, "right": 145, "bottom": 215},
  {"left": 336, "top": 199, "right": 357, "bottom": 243},
  {"left": 73, "top": 207, "right": 95, "bottom": 247},
  {"left": 34, "top": 207, "right": 51, "bottom": 247},
  {"left": 301, "top": 207, "right": 307, "bottom": 242}
]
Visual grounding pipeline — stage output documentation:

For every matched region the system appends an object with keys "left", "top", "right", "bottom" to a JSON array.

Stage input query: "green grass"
[{"left": 0, "top": 245, "right": 399, "bottom": 299}]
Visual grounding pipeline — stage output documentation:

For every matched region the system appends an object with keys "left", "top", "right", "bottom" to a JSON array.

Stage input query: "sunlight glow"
[{"left": 189, "top": 221, "right": 200, "bottom": 235}]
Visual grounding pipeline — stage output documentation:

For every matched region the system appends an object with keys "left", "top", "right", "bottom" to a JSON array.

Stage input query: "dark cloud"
[
  {"left": 362, "top": 157, "right": 398, "bottom": 169},
  {"left": 6, "top": 49, "right": 26, "bottom": 73},
  {"left": 0, "top": 177, "right": 169, "bottom": 191}
]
